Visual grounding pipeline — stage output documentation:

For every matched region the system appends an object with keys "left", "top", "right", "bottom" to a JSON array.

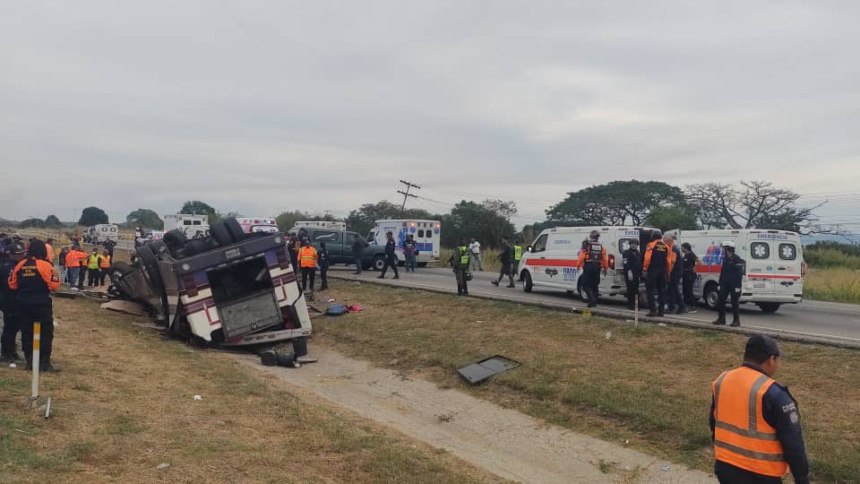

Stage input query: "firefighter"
[
  {"left": 681, "top": 242, "right": 699, "bottom": 312},
  {"left": 664, "top": 235, "right": 686, "bottom": 314},
  {"left": 577, "top": 230, "right": 608, "bottom": 308},
  {"left": 98, "top": 249, "right": 111, "bottom": 286},
  {"left": 622, "top": 239, "right": 642, "bottom": 310},
  {"left": 377, "top": 231, "right": 400, "bottom": 279},
  {"left": 9, "top": 239, "right": 61, "bottom": 372},
  {"left": 491, "top": 236, "right": 515, "bottom": 288},
  {"left": 0, "top": 242, "right": 26, "bottom": 362},
  {"left": 710, "top": 334, "right": 809, "bottom": 484},
  {"left": 713, "top": 241, "right": 745, "bottom": 327},
  {"left": 642, "top": 230, "right": 674, "bottom": 317},
  {"left": 86, "top": 247, "right": 101, "bottom": 287},
  {"left": 449, "top": 240, "right": 471, "bottom": 295},
  {"left": 298, "top": 239, "right": 318, "bottom": 292}
]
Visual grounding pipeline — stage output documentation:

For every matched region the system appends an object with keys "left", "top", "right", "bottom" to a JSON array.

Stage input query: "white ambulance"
[
  {"left": 518, "top": 226, "right": 659, "bottom": 300},
  {"left": 163, "top": 214, "right": 209, "bottom": 239},
  {"left": 668, "top": 229, "right": 804, "bottom": 313},
  {"left": 368, "top": 219, "right": 441, "bottom": 266},
  {"left": 235, "top": 217, "right": 279, "bottom": 234},
  {"left": 85, "top": 224, "right": 120, "bottom": 245},
  {"left": 292, "top": 220, "right": 347, "bottom": 232}
]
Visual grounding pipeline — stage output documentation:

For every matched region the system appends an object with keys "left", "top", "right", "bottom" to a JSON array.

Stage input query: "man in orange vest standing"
[
  {"left": 98, "top": 249, "right": 111, "bottom": 286},
  {"left": 710, "top": 334, "right": 809, "bottom": 483},
  {"left": 298, "top": 238, "right": 318, "bottom": 293}
]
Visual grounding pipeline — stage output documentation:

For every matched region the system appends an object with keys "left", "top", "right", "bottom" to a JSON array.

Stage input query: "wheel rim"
[{"left": 706, "top": 289, "right": 718, "bottom": 308}]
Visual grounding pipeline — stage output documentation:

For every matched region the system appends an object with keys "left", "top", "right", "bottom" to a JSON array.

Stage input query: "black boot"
[
  {"left": 730, "top": 318, "right": 741, "bottom": 327},
  {"left": 712, "top": 317, "right": 726, "bottom": 325}
]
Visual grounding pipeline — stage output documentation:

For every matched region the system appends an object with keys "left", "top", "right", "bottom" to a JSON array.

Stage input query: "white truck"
[
  {"left": 669, "top": 229, "right": 805, "bottom": 313},
  {"left": 85, "top": 224, "right": 120, "bottom": 245},
  {"left": 367, "top": 219, "right": 441, "bottom": 268},
  {"left": 163, "top": 214, "right": 210, "bottom": 239},
  {"left": 518, "top": 226, "right": 659, "bottom": 301}
]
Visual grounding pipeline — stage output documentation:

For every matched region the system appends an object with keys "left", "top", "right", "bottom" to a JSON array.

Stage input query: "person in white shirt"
[{"left": 468, "top": 238, "right": 482, "bottom": 271}]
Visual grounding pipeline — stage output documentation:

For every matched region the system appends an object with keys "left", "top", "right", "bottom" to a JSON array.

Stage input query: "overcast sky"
[{"left": 2, "top": 1, "right": 859, "bottom": 231}]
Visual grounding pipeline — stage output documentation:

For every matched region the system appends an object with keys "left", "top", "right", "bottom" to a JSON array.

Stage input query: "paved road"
[{"left": 330, "top": 266, "right": 860, "bottom": 346}]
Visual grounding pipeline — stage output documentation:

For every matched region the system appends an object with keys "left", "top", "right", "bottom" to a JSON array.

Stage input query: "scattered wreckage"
[{"left": 110, "top": 218, "right": 312, "bottom": 352}]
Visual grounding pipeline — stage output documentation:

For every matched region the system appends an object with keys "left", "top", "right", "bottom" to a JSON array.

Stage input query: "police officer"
[
  {"left": 622, "top": 239, "right": 642, "bottom": 310},
  {"left": 664, "top": 235, "right": 686, "bottom": 314},
  {"left": 1, "top": 242, "right": 26, "bottom": 362},
  {"left": 642, "top": 230, "right": 673, "bottom": 317},
  {"left": 9, "top": 239, "right": 61, "bottom": 372},
  {"left": 491, "top": 236, "right": 515, "bottom": 288},
  {"left": 711, "top": 334, "right": 809, "bottom": 484},
  {"left": 713, "top": 241, "right": 745, "bottom": 327},
  {"left": 577, "top": 230, "right": 608, "bottom": 308},
  {"left": 377, "top": 231, "right": 400, "bottom": 279},
  {"left": 450, "top": 240, "right": 471, "bottom": 295},
  {"left": 681, "top": 242, "right": 699, "bottom": 312},
  {"left": 317, "top": 241, "right": 329, "bottom": 291}
]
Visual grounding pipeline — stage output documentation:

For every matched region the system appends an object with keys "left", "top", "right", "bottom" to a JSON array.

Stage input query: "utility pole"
[{"left": 397, "top": 180, "right": 420, "bottom": 213}]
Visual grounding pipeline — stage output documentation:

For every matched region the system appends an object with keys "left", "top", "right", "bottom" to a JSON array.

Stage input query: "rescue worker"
[
  {"left": 58, "top": 246, "right": 69, "bottom": 284},
  {"left": 377, "top": 231, "right": 400, "bottom": 279},
  {"left": 713, "top": 241, "right": 745, "bottom": 327},
  {"left": 511, "top": 240, "right": 523, "bottom": 281},
  {"left": 0, "top": 242, "right": 26, "bottom": 362},
  {"left": 449, "top": 240, "right": 471, "bottom": 295},
  {"left": 622, "top": 239, "right": 642, "bottom": 310},
  {"left": 642, "top": 230, "right": 675, "bottom": 317},
  {"left": 64, "top": 245, "right": 84, "bottom": 289},
  {"left": 103, "top": 238, "right": 117, "bottom": 262},
  {"left": 577, "top": 230, "right": 608, "bottom": 308},
  {"left": 681, "top": 242, "right": 699, "bottom": 312},
  {"left": 664, "top": 235, "right": 686, "bottom": 314},
  {"left": 98, "top": 249, "right": 111, "bottom": 286},
  {"left": 491, "top": 236, "right": 515, "bottom": 288},
  {"left": 86, "top": 247, "right": 102, "bottom": 287},
  {"left": 9, "top": 239, "right": 61, "bottom": 372},
  {"left": 317, "top": 241, "right": 329, "bottom": 291},
  {"left": 298, "top": 239, "right": 318, "bottom": 292},
  {"left": 710, "top": 334, "right": 809, "bottom": 484},
  {"left": 45, "top": 238, "right": 55, "bottom": 264}
]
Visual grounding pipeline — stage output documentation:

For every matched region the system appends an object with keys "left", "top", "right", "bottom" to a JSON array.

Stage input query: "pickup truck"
[
  {"left": 111, "top": 218, "right": 312, "bottom": 348},
  {"left": 288, "top": 227, "right": 385, "bottom": 270}
]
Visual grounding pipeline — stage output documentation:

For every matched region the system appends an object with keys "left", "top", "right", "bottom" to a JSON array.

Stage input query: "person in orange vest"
[
  {"left": 98, "top": 249, "right": 111, "bottom": 286},
  {"left": 8, "top": 239, "right": 61, "bottom": 372},
  {"left": 45, "top": 238, "right": 55, "bottom": 265},
  {"left": 65, "top": 244, "right": 88, "bottom": 290},
  {"left": 710, "top": 335, "right": 809, "bottom": 484},
  {"left": 642, "top": 230, "right": 675, "bottom": 317},
  {"left": 298, "top": 239, "right": 318, "bottom": 293},
  {"left": 576, "top": 230, "right": 608, "bottom": 308}
]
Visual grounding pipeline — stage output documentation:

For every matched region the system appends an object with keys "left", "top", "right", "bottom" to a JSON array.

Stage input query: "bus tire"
[
  {"left": 703, "top": 282, "right": 719, "bottom": 310},
  {"left": 521, "top": 272, "right": 533, "bottom": 293},
  {"left": 209, "top": 222, "right": 232, "bottom": 246},
  {"left": 224, "top": 217, "right": 246, "bottom": 243},
  {"left": 757, "top": 303, "right": 781, "bottom": 314}
]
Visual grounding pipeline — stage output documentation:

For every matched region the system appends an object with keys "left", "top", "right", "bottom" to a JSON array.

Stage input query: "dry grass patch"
[
  {"left": 314, "top": 280, "right": 860, "bottom": 483},
  {"left": 0, "top": 297, "right": 500, "bottom": 484},
  {"left": 804, "top": 267, "right": 860, "bottom": 304}
]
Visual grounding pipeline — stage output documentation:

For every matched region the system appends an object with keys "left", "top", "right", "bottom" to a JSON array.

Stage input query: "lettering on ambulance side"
[{"left": 562, "top": 267, "right": 579, "bottom": 282}]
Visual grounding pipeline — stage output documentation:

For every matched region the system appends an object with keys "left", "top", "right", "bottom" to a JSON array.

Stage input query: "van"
[
  {"left": 164, "top": 214, "right": 210, "bottom": 239},
  {"left": 668, "top": 229, "right": 804, "bottom": 313},
  {"left": 367, "top": 219, "right": 441, "bottom": 268},
  {"left": 518, "top": 226, "right": 659, "bottom": 300}
]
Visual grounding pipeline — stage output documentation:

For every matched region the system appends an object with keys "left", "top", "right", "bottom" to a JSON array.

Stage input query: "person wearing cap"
[
  {"left": 622, "top": 239, "right": 642, "bottom": 310},
  {"left": 710, "top": 334, "right": 809, "bottom": 483},
  {"left": 8, "top": 239, "right": 61, "bottom": 371},
  {"left": 0, "top": 241, "right": 27, "bottom": 362},
  {"left": 86, "top": 247, "right": 102, "bottom": 287},
  {"left": 377, "top": 231, "right": 400, "bottom": 280},
  {"left": 577, "top": 230, "right": 608, "bottom": 308},
  {"left": 713, "top": 241, "right": 746, "bottom": 327}
]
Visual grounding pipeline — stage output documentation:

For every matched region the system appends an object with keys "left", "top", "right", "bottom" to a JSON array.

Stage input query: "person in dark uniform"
[
  {"left": 377, "top": 231, "right": 400, "bottom": 279},
  {"left": 491, "top": 236, "right": 515, "bottom": 288},
  {"left": 577, "top": 230, "right": 608, "bottom": 308},
  {"left": 642, "top": 230, "right": 673, "bottom": 317},
  {"left": 681, "top": 242, "right": 699, "bottom": 312},
  {"left": 664, "top": 235, "right": 686, "bottom": 314},
  {"left": 713, "top": 241, "right": 745, "bottom": 327},
  {"left": 710, "top": 334, "right": 809, "bottom": 484},
  {"left": 317, "top": 241, "right": 329, "bottom": 291},
  {"left": 1, "top": 242, "right": 26, "bottom": 362},
  {"left": 8, "top": 239, "right": 61, "bottom": 372},
  {"left": 622, "top": 239, "right": 642, "bottom": 310},
  {"left": 450, "top": 240, "right": 471, "bottom": 295}
]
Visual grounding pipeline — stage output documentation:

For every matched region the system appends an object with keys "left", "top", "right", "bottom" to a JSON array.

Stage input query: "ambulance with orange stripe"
[
  {"left": 669, "top": 229, "right": 804, "bottom": 313},
  {"left": 519, "top": 226, "right": 659, "bottom": 300}
]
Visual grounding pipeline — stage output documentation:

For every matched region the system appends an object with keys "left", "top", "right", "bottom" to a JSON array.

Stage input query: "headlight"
[{"left": 181, "top": 263, "right": 191, "bottom": 271}]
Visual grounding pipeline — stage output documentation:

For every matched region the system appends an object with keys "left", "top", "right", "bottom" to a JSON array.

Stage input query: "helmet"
[
  {"left": 9, "top": 242, "right": 26, "bottom": 254},
  {"left": 721, "top": 240, "right": 736, "bottom": 249}
]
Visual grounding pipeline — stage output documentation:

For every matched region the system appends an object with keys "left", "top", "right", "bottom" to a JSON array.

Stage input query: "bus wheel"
[
  {"left": 521, "top": 272, "right": 533, "bottom": 293},
  {"left": 703, "top": 283, "right": 719, "bottom": 310},
  {"left": 757, "top": 303, "right": 781, "bottom": 314}
]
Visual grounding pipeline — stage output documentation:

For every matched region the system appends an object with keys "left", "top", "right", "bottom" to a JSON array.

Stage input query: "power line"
[{"left": 397, "top": 179, "right": 421, "bottom": 213}]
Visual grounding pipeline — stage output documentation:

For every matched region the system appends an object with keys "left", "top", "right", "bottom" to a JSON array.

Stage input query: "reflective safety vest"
[
  {"left": 457, "top": 246, "right": 470, "bottom": 268},
  {"left": 712, "top": 366, "right": 788, "bottom": 477},
  {"left": 87, "top": 254, "right": 101, "bottom": 270},
  {"left": 513, "top": 245, "right": 523, "bottom": 261},
  {"left": 299, "top": 246, "right": 318, "bottom": 268},
  {"left": 99, "top": 255, "right": 111, "bottom": 269},
  {"left": 586, "top": 242, "right": 603, "bottom": 263}
]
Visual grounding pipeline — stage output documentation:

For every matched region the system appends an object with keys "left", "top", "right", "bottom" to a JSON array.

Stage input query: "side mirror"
[{"left": 527, "top": 246, "right": 533, "bottom": 252}]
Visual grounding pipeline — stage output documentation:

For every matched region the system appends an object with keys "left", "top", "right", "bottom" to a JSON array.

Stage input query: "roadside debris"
[
  {"left": 457, "top": 355, "right": 521, "bottom": 385},
  {"left": 156, "top": 463, "right": 171, "bottom": 470},
  {"left": 260, "top": 349, "right": 300, "bottom": 368},
  {"left": 100, "top": 300, "right": 146, "bottom": 316},
  {"left": 192, "top": 395, "right": 203, "bottom": 401}
]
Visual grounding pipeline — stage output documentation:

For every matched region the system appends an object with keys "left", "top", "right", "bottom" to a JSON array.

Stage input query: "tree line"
[{"left": 13, "top": 181, "right": 820, "bottom": 249}]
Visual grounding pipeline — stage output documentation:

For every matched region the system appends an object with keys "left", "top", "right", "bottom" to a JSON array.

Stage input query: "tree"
[
  {"left": 644, "top": 206, "right": 699, "bottom": 232},
  {"left": 685, "top": 181, "right": 821, "bottom": 232},
  {"left": 126, "top": 209, "right": 164, "bottom": 230},
  {"left": 180, "top": 200, "right": 219, "bottom": 223},
  {"left": 546, "top": 180, "right": 686, "bottom": 226},
  {"left": 78, "top": 206, "right": 109, "bottom": 226},
  {"left": 440, "top": 200, "right": 515, "bottom": 249},
  {"left": 44, "top": 215, "right": 62, "bottom": 227},
  {"left": 19, "top": 218, "right": 46, "bottom": 228},
  {"left": 345, "top": 200, "right": 437, "bottom": 236},
  {"left": 482, "top": 199, "right": 518, "bottom": 219},
  {"left": 275, "top": 210, "right": 340, "bottom": 232}
]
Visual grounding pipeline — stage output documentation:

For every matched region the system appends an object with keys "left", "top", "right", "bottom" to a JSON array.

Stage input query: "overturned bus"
[{"left": 110, "top": 218, "right": 312, "bottom": 348}]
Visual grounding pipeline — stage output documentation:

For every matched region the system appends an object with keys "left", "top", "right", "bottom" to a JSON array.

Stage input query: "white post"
[
  {"left": 31, "top": 321, "right": 40, "bottom": 408},
  {"left": 634, "top": 291, "right": 639, "bottom": 329}
]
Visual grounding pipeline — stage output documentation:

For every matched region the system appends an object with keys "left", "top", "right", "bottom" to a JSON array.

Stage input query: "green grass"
[{"left": 804, "top": 267, "right": 860, "bottom": 304}]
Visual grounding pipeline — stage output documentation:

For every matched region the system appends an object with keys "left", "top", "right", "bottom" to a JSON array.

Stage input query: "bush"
[{"left": 804, "top": 247, "right": 860, "bottom": 270}]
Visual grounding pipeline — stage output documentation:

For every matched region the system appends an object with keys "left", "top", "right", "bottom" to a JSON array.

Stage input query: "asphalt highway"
[{"left": 329, "top": 266, "right": 860, "bottom": 347}]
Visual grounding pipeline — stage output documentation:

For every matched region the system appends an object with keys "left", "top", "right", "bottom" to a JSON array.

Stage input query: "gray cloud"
[{"left": 2, "top": 1, "right": 858, "bottom": 231}]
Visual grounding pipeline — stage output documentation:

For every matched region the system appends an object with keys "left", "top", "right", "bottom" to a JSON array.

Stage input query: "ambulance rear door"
[{"left": 744, "top": 233, "right": 776, "bottom": 295}]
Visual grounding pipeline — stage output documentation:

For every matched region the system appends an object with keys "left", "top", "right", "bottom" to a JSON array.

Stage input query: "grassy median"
[
  {"left": 0, "top": 298, "right": 498, "bottom": 483},
  {"left": 804, "top": 267, "right": 860, "bottom": 304},
  {"left": 315, "top": 280, "right": 860, "bottom": 483}
]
